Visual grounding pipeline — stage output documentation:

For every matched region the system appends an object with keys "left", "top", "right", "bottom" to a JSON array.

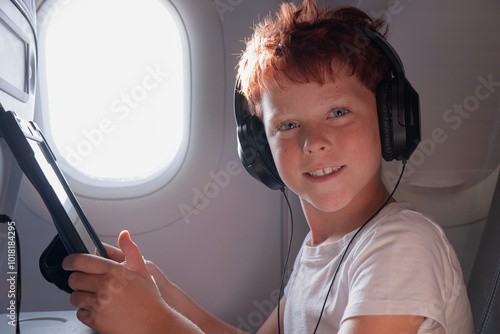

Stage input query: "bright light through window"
[{"left": 43, "top": 0, "right": 186, "bottom": 184}]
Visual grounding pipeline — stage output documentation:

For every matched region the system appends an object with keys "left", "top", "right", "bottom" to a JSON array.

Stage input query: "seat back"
[
  {"left": 468, "top": 172, "right": 500, "bottom": 334},
  {"left": 0, "top": 0, "right": 37, "bottom": 216}
]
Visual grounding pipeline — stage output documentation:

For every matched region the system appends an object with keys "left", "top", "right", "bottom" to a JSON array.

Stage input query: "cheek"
[
  {"left": 269, "top": 141, "right": 287, "bottom": 171},
  {"left": 366, "top": 125, "right": 383, "bottom": 166},
  {"left": 347, "top": 122, "right": 382, "bottom": 161},
  {"left": 268, "top": 138, "right": 294, "bottom": 179},
  {"left": 372, "top": 120, "right": 383, "bottom": 154}
]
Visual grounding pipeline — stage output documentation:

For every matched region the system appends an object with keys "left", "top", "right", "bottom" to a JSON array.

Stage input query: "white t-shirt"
[{"left": 284, "top": 202, "right": 473, "bottom": 333}]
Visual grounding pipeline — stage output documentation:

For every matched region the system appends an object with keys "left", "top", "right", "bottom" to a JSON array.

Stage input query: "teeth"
[{"left": 308, "top": 166, "right": 342, "bottom": 177}]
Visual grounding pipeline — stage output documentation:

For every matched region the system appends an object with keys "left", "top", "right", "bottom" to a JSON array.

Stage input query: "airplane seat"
[
  {"left": 0, "top": 0, "right": 37, "bottom": 218},
  {"left": 383, "top": 165, "right": 499, "bottom": 284},
  {"left": 467, "top": 171, "right": 500, "bottom": 334},
  {"left": 0, "top": 0, "right": 39, "bottom": 331}
]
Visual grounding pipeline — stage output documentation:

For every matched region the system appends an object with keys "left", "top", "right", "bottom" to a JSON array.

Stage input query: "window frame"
[
  {"left": 35, "top": 0, "right": 192, "bottom": 199},
  {"left": 28, "top": 0, "right": 226, "bottom": 233}
]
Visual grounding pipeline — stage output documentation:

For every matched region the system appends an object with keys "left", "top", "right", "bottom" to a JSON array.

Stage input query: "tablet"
[{"left": 0, "top": 109, "right": 108, "bottom": 258}]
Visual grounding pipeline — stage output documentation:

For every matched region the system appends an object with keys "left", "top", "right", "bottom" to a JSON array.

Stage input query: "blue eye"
[
  {"left": 279, "top": 121, "right": 299, "bottom": 131},
  {"left": 330, "top": 108, "right": 348, "bottom": 117}
]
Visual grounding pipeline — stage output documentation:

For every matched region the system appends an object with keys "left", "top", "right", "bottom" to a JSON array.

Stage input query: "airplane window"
[{"left": 37, "top": 0, "right": 189, "bottom": 196}]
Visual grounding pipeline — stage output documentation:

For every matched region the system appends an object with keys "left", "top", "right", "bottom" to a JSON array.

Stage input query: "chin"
[{"left": 301, "top": 194, "right": 352, "bottom": 214}]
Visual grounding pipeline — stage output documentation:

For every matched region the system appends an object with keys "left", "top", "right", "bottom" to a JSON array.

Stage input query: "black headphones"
[{"left": 234, "top": 24, "right": 420, "bottom": 190}]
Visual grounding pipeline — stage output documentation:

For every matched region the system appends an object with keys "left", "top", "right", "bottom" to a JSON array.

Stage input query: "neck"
[{"left": 302, "top": 177, "right": 393, "bottom": 246}]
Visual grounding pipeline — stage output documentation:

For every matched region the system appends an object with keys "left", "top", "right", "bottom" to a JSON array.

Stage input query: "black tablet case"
[{"left": 0, "top": 109, "right": 108, "bottom": 292}]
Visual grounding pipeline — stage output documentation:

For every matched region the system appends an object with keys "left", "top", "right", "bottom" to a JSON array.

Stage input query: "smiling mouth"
[{"left": 307, "top": 166, "right": 344, "bottom": 177}]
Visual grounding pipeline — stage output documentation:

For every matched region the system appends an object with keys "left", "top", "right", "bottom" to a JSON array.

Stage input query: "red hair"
[{"left": 237, "top": 1, "right": 390, "bottom": 116}]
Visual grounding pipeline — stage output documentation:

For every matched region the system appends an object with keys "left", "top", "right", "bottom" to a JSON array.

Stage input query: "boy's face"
[{"left": 261, "top": 72, "right": 383, "bottom": 213}]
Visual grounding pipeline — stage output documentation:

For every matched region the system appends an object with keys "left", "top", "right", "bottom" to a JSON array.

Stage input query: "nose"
[{"left": 303, "top": 124, "right": 330, "bottom": 154}]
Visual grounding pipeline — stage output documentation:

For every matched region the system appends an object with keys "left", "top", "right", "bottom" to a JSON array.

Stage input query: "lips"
[{"left": 307, "top": 166, "right": 343, "bottom": 177}]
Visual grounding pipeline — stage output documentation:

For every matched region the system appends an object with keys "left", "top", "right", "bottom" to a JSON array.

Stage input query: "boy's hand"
[
  {"left": 62, "top": 231, "right": 171, "bottom": 333},
  {"left": 102, "top": 236, "right": 172, "bottom": 298},
  {"left": 102, "top": 242, "right": 125, "bottom": 263}
]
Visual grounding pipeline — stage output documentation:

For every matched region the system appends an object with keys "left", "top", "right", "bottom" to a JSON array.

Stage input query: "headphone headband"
[{"left": 350, "top": 24, "right": 406, "bottom": 79}]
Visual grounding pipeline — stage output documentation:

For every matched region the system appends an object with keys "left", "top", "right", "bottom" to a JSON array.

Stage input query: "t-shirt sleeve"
[{"left": 341, "top": 210, "right": 462, "bottom": 332}]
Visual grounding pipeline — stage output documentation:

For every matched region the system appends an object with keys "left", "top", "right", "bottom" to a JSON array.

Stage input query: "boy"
[{"left": 62, "top": 1, "right": 474, "bottom": 333}]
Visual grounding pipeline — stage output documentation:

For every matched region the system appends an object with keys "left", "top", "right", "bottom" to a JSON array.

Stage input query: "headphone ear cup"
[
  {"left": 238, "top": 114, "right": 285, "bottom": 190},
  {"left": 376, "top": 79, "right": 396, "bottom": 161},
  {"left": 234, "top": 83, "right": 284, "bottom": 190}
]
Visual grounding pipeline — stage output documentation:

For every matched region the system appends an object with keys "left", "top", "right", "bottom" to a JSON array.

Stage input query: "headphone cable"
[
  {"left": 312, "top": 162, "right": 406, "bottom": 333},
  {"left": 277, "top": 188, "right": 294, "bottom": 334},
  {"left": 276, "top": 162, "right": 406, "bottom": 334}
]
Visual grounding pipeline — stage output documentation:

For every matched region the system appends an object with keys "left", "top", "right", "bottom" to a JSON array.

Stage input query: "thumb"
[{"left": 117, "top": 230, "right": 150, "bottom": 279}]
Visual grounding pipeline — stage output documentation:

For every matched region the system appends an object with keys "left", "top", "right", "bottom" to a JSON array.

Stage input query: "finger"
[
  {"left": 67, "top": 263, "right": 140, "bottom": 295},
  {"left": 76, "top": 308, "right": 96, "bottom": 327},
  {"left": 67, "top": 271, "right": 103, "bottom": 293},
  {"left": 62, "top": 253, "right": 114, "bottom": 274},
  {"left": 69, "top": 289, "right": 97, "bottom": 310},
  {"left": 117, "top": 230, "right": 150, "bottom": 279},
  {"left": 103, "top": 243, "right": 125, "bottom": 262}
]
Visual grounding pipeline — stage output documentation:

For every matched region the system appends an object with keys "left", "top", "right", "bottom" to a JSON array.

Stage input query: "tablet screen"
[{"left": 27, "top": 139, "right": 98, "bottom": 254}]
